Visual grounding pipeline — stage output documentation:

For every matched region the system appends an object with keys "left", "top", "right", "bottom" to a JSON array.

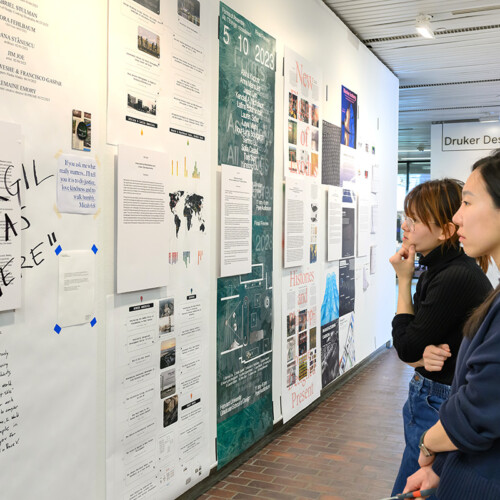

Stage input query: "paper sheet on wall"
[
  {"left": 117, "top": 144, "right": 169, "bottom": 293},
  {"left": 220, "top": 164, "right": 252, "bottom": 277},
  {"left": 284, "top": 178, "right": 307, "bottom": 268},
  {"left": 327, "top": 186, "right": 342, "bottom": 262},
  {"left": 0, "top": 121, "right": 22, "bottom": 311},
  {"left": 357, "top": 195, "right": 370, "bottom": 257},
  {"left": 58, "top": 250, "right": 95, "bottom": 327},
  {"left": 57, "top": 154, "right": 98, "bottom": 214}
]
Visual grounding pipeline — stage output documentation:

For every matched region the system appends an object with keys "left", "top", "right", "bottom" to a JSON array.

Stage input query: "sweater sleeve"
[
  {"left": 391, "top": 266, "right": 486, "bottom": 363},
  {"left": 439, "top": 306, "right": 500, "bottom": 452}
]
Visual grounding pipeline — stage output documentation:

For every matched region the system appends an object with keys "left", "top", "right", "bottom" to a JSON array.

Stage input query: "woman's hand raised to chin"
[{"left": 389, "top": 244, "right": 416, "bottom": 282}]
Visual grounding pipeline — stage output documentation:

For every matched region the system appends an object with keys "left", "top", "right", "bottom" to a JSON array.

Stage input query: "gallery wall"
[{"left": 0, "top": 0, "right": 398, "bottom": 498}]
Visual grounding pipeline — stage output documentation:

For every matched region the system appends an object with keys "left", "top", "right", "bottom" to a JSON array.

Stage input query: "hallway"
[{"left": 201, "top": 348, "right": 414, "bottom": 500}]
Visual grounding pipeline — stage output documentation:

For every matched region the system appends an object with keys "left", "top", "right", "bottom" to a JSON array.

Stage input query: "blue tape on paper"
[
  {"left": 90, "top": 317, "right": 97, "bottom": 327},
  {"left": 55, "top": 245, "right": 62, "bottom": 255},
  {"left": 54, "top": 324, "right": 62, "bottom": 334},
  {"left": 91, "top": 244, "right": 98, "bottom": 254}
]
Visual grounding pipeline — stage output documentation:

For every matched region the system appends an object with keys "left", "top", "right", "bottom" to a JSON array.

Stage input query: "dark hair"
[
  {"left": 404, "top": 178, "right": 463, "bottom": 249},
  {"left": 463, "top": 149, "right": 500, "bottom": 339}
]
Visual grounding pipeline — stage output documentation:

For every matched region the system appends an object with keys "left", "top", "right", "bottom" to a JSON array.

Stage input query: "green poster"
[{"left": 217, "top": 3, "right": 276, "bottom": 468}]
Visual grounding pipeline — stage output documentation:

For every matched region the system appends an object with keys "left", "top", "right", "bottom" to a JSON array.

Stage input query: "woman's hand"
[
  {"left": 389, "top": 244, "right": 416, "bottom": 282},
  {"left": 418, "top": 449, "right": 436, "bottom": 468},
  {"left": 422, "top": 344, "right": 451, "bottom": 372},
  {"left": 403, "top": 465, "right": 440, "bottom": 495}
]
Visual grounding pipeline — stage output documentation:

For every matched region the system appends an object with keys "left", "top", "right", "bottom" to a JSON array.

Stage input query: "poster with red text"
[
  {"left": 284, "top": 47, "right": 322, "bottom": 181},
  {"left": 282, "top": 267, "right": 321, "bottom": 422}
]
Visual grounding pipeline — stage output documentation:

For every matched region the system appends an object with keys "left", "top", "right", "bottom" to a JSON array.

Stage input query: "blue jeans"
[{"left": 392, "top": 372, "right": 451, "bottom": 498}]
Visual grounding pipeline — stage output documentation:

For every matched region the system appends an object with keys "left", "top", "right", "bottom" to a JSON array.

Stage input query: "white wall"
[
  {"left": 0, "top": 1, "right": 398, "bottom": 498},
  {"left": 431, "top": 121, "right": 500, "bottom": 284}
]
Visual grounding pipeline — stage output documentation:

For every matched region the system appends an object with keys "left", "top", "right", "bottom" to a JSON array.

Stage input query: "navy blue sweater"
[{"left": 432, "top": 292, "right": 500, "bottom": 499}]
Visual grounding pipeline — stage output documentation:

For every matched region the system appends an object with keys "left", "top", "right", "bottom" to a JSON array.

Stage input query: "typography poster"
[
  {"left": 341, "top": 85, "right": 357, "bottom": 149},
  {"left": 284, "top": 47, "right": 322, "bottom": 180},
  {"left": 216, "top": 3, "right": 275, "bottom": 468},
  {"left": 282, "top": 267, "right": 321, "bottom": 422}
]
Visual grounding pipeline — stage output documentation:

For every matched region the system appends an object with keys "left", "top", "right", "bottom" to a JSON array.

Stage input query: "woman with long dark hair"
[
  {"left": 403, "top": 150, "right": 500, "bottom": 499},
  {"left": 389, "top": 179, "right": 492, "bottom": 497}
]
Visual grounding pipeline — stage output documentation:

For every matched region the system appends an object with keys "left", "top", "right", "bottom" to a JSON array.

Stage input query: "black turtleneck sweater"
[{"left": 392, "top": 245, "right": 492, "bottom": 385}]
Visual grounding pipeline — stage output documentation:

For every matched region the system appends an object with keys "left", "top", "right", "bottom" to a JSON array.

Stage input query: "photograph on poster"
[
  {"left": 159, "top": 298, "right": 174, "bottom": 334},
  {"left": 298, "top": 355, "right": 307, "bottom": 380},
  {"left": 339, "top": 313, "right": 355, "bottom": 375},
  {"left": 311, "top": 152, "right": 318, "bottom": 177},
  {"left": 160, "top": 368, "right": 176, "bottom": 399},
  {"left": 133, "top": 0, "right": 160, "bottom": 15},
  {"left": 72, "top": 109, "right": 91, "bottom": 151},
  {"left": 289, "top": 92, "right": 297, "bottom": 118},
  {"left": 341, "top": 85, "right": 357, "bottom": 149},
  {"left": 287, "top": 363, "right": 296, "bottom": 388},
  {"left": 309, "top": 349, "right": 317, "bottom": 372},
  {"left": 298, "top": 150, "right": 310, "bottom": 176},
  {"left": 138, "top": 26, "right": 160, "bottom": 58},
  {"left": 288, "top": 120, "right": 297, "bottom": 144},
  {"left": 310, "top": 327, "right": 316, "bottom": 349},
  {"left": 298, "top": 331, "right": 307, "bottom": 356},
  {"left": 178, "top": 0, "right": 200, "bottom": 26},
  {"left": 287, "top": 336, "right": 296, "bottom": 362},
  {"left": 169, "top": 191, "right": 205, "bottom": 238},
  {"left": 299, "top": 99, "right": 309, "bottom": 123},
  {"left": 160, "top": 339, "right": 176, "bottom": 369},
  {"left": 287, "top": 312, "right": 296, "bottom": 337},
  {"left": 311, "top": 104, "right": 319, "bottom": 128},
  {"left": 298, "top": 309, "right": 307, "bottom": 332},
  {"left": 127, "top": 93, "right": 157, "bottom": 116},
  {"left": 289, "top": 147, "right": 297, "bottom": 172},
  {"left": 163, "top": 395, "right": 179, "bottom": 427},
  {"left": 311, "top": 129, "right": 319, "bottom": 152}
]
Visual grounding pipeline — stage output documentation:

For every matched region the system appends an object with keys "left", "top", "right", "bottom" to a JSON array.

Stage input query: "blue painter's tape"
[
  {"left": 91, "top": 244, "right": 98, "bottom": 254},
  {"left": 90, "top": 317, "right": 97, "bottom": 327},
  {"left": 54, "top": 324, "right": 62, "bottom": 334},
  {"left": 55, "top": 245, "right": 62, "bottom": 255}
]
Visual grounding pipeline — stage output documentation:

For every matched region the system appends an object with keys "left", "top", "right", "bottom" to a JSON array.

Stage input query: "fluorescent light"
[
  {"left": 416, "top": 14, "right": 435, "bottom": 39},
  {"left": 479, "top": 115, "right": 499, "bottom": 123}
]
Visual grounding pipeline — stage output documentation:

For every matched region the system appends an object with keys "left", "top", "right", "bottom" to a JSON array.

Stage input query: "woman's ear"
[{"left": 439, "top": 222, "right": 457, "bottom": 241}]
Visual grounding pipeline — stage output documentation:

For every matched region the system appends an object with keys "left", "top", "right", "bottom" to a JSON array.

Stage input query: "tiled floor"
[{"left": 201, "top": 348, "right": 413, "bottom": 500}]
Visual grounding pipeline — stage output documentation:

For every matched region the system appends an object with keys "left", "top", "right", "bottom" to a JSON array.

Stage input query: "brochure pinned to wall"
[
  {"left": 117, "top": 144, "right": 169, "bottom": 293},
  {"left": 341, "top": 85, "right": 357, "bottom": 149},
  {"left": 284, "top": 47, "right": 322, "bottom": 181},
  {"left": 220, "top": 164, "right": 252, "bottom": 277}
]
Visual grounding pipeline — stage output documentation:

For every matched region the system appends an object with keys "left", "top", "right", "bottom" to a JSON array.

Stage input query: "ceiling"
[{"left": 321, "top": 0, "right": 500, "bottom": 163}]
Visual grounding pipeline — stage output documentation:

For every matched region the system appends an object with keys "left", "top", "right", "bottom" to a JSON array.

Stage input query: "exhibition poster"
[
  {"left": 339, "top": 312, "right": 356, "bottom": 375},
  {"left": 282, "top": 267, "right": 321, "bottom": 422},
  {"left": 341, "top": 85, "right": 357, "bottom": 149},
  {"left": 322, "top": 120, "right": 341, "bottom": 186},
  {"left": 327, "top": 186, "right": 342, "bottom": 262},
  {"left": 320, "top": 261, "right": 340, "bottom": 388},
  {"left": 217, "top": 3, "right": 275, "bottom": 468},
  {"left": 284, "top": 47, "right": 322, "bottom": 180},
  {"left": 106, "top": 289, "right": 210, "bottom": 500},
  {"left": 0, "top": 122, "right": 22, "bottom": 311},
  {"left": 108, "top": 0, "right": 209, "bottom": 147}
]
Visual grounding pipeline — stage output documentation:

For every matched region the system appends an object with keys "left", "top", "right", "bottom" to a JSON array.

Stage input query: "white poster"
[
  {"left": 58, "top": 250, "right": 95, "bottom": 327},
  {"left": 284, "top": 47, "right": 322, "bottom": 181},
  {"left": 327, "top": 186, "right": 342, "bottom": 262},
  {"left": 117, "top": 145, "right": 169, "bottom": 293},
  {"left": 356, "top": 195, "right": 370, "bottom": 257},
  {"left": 339, "top": 312, "right": 355, "bottom": 375},
  {"left": 108, "top": 0, "right": 209, "bottom": 148},
  {"left": 284, "top": 178, "right": 307, "bottom": 268},
  {"left": 0, "top": 122, "right": 22, "bottom": 311},
  {"left": 57, "top": 154, "right": 98, "bottom": 214},
  {"left": 282, "top": 267, "right": 321, "bottom": 422},
  {"left": 309, "top": 182, "right": 319, "bottom": 264},
  {"left": 220, "top": 164, "right": 252, "bottom": 277},
  {"left": 107, "top": 291, "right": 210, "bottom": 500}
]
